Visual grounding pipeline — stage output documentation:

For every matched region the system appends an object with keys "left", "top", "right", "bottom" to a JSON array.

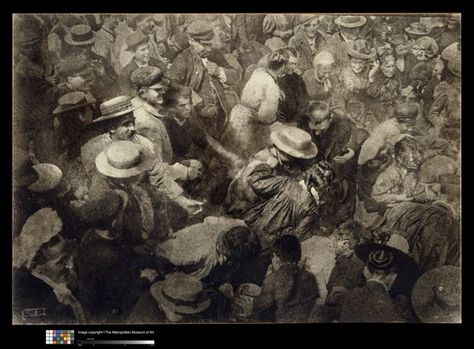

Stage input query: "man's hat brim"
[
  {"left": 405, "top": 28, "right": 430, "bottom": 36},
  {"left": 93, "top": 105, "right": 138, "bottom": 124},
  {"left": 53, "top": 98, "right": 96, "bottom": 115},
  {"left": 335, "top": 16, "right": 367, "bottom": 28},
  {"left": 347, "top": 48, "right": 376, "bottom": 60},
  {"left": 150, "top": 281, "right": 211, "bottom": 315},
  {"left": 270, "top": 132, "right": 318, "bottom": 160},
  {"left": 95, "top": 144, "right": 155, "bottom": 178},
  {"left": 355, "top": 242, "right": 417, "bottom": 272}
]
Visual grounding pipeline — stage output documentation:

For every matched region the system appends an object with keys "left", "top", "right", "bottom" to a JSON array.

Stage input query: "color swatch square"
[{"left": 45, "top": 330, "right": 74, "bottom": 345}]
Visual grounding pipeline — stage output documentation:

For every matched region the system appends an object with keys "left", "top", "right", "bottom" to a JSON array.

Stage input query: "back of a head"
[
  {"left": 267, "top": 48, "right": 289, "bottom": 71},
  {"left": 273, "top": 234, "right": 302, "bottom": 263},
  {"left": 221, "top": 226, "right": 262, "bottom": 261}
]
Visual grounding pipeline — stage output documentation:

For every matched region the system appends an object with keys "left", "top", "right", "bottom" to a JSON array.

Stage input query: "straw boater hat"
[
  {"left": 411, "top": 266, "right": 461, "bottom": 323},
  {"left": 335, "top": 15, "right": 367, "bottom": 28},
  {"left": 270, "top": 126, "right": 318, "bottom": 160},
  {"left": 27, "top": 164, "right": 63, "bottom": 193},
  {"left": 125, "top": 30, "right": 149, "bottom": 52},
  {"left": 93, "top": 96, "right": 137, "bottom": 124},
  {"left": 53, "top": 91, "right": 96, "bottom": 115},
  {"left": 64, "top": 24, "right": 95, "bottom": 46},
  {"left": 95, "top": 140, "right": 155, "bottom": 178},
  {"left": 150, "top": 272, "right": 211, "bottom": 315},
  {"left": 346, "top": 39, "right": 376, "bottom": 60},
  {"left": 404, "top": 22, "right": 430, "bottom": 36}
]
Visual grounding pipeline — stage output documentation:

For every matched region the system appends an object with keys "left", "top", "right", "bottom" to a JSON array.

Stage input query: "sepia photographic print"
[{"left": 12, "top": 13, "right": 461, "bottom": 325}]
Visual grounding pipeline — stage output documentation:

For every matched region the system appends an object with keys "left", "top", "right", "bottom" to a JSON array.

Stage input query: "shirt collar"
[{"left": 136, "top": 96, "right": 166, "bottom": 118}]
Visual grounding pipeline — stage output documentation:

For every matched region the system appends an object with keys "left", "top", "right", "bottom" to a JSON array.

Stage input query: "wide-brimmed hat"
[
  {"left": 130, "top": 66, "right": 171, "bottom": 90},
  {"left": 125, "top": 30, "right": 149, "bottom": 52},
  {"left": 411, "top": 266, "right": 461, "bottom": 323},
  {"left": 53, "top": 91, "right": 96, "bottom": 115},
  {"left": 335, "top": 15, "right": 367, "bottom": 28},
  {"left": 150, "top": 272, "right": 211, "bottom": 315},
  {"left": 404, "top": 22, "right": 430, "bottom": 36},
  {"left": 186, "top": 20, "right": 215, "bottom": 42},
  {"left": 64, "top": 24, "right": 95, "bottom": 46},
  {"left": 13, "top": 207, "right": 63, "bottom": 269},
  {"left": 27, "top": 163, "right": 64, "bottom": 193},
  {"left": 95, "top": 140, "right": 155, "bottom": 178},
  {"left": 93, "top": 96, "right": 137, "bottom": 124},
  {"left": 355, "top": 242, "right": 417, "bottom": 272},
  {"left": 270, "top": 126, "right": 318, "bottom": 160},
  {"left": 346, "top": 39, "right": 376, "bottom": 60}
]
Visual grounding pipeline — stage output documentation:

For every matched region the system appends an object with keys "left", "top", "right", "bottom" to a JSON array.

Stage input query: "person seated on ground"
[
  {"left": 156, "top": 216, "right": 264, "bottom": 289},
  {"left": 244, "top": 159, "right": 335, "bottom": 252},
  {"left": 334, "top": 242, "right": 414, "bottom": 322},
  {"left": 371, "top": 135, "right": 439, "bottom": 208},
  {"left": 128, "top": 272, "right": 214, "bottom": 323},
  {"left": 298, "top": 100, "right": 352, "bottom": 164},
  {"left": 225, "top": 125, "right": 318, "bottom": 217},
  {"left": 252, "top": 234, "right": 320, "bottom": 323}
]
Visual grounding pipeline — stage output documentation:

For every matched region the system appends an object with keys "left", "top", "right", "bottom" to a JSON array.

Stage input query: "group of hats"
[{"left": 356, "top": 237, "right": 461, "bottom": 323}]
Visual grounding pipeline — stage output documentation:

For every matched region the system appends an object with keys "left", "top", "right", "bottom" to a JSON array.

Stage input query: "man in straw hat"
[
  {"left": 83, "top": 95, "right": 202, "bottom": 217},
  {"left": 128, "top": 272, "right": 211, "bottom": 323},
  {"left": 117, "top": 30, "right": 169, "bottom": 97}
]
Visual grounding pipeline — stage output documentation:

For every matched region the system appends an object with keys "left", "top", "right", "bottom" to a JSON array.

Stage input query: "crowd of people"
[{"left": 13, "top": 13, "right": 461, "bottom": 324}]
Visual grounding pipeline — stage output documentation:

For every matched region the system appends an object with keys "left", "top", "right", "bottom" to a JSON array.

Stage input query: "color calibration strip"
[{"left": 46, "top": 330, "right": 74, "bottom": 345}]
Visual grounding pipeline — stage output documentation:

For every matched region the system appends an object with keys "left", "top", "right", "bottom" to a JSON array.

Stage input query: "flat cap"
[
  {"left": 130, "top": 66, "right": 171, "bottom": 89},
  {"left": 186, "top": 20, "right": 215, "bottom": 41}
]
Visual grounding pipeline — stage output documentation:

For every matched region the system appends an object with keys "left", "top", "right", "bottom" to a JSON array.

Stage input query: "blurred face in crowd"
[
  {"left": 136, "top": 16, "right": 156, "bottom": 35},
  {"left": 398, "top": 146, "right": 423, "bottom": 171},
  {"left": 339, "top": 26, "right": 360, "bottom": 41},
  {"left": 189, "top": 37, "right": 213, "bottom": 58},
  {"left": 141, "top": 84, "right": 169, "bottom": 107},
  {"left": 305, "top": 19, "right": 320, "bottom": 38},
  {"left": 134, "top": 42, "right": 150, "bottom": 65},
  {"left": 350, "top": 57, "right": 367, "bottom": 74},
  {"left": 447, "top": 18, "right": 457, "bottom": 30},
  {"left": 67, "top": 69, "right": 95, "bottom": 92},
  {"left": 112, "top": 119, "right": 136, "bottom": 140},
  {"left": 433, "top": 59, "right": 445, "bottom": 80},
  {"left": 286, "top": 54, "right": 299, "bottom": 75},
  {"left": 395, "top": 44, "right": 409, "bottom": 57},
  {"left": 173, "top": 96, "right": 193, "bottom": 122},
  {"left": 308, "top": 108, "right": 333, "bottom": 135},
  {"left": 316, "top": 63, "right": 334, "bottom": 80},
  {"left": 380, "top": 55, "right": 396, "bottom": 78}
]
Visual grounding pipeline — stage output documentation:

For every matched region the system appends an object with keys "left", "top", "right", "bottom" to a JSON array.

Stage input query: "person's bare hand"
[{"left": 187, "top": 166, "right": 202, "bottom": 181}]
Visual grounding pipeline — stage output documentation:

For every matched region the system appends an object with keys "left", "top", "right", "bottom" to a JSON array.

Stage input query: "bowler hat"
[
  {"left": 346, "top": 39, "right": 376, "bottom": 60},
  {"left": 28, "top": 163, "right": 63, "bottom": 193},
  {"left": 93, "top": 96, "right": 137, "bottom": 124},
  {"left": 78, "top": 190, "right": 123, "bottom": 225},
  {"left": 270, "top": 126, "right": 318, "bottom": 160},
  {"left": 130, "top": 66, "right": 171, "bottom": 89},
  {"left": 125, "top": 30, "right": 149, "bottom": 52},
  {"left": 186, "top": 20, "right": 215, "bottom": 42},
  {"left": 150, "top": 272, "right": 211, "bottom": 315},
  {"left": 53, "top": 91, "right": 96, "bottom": 115},
  {"left": 411, "top": 266, "right": 461, "bottom": 323},
  {"left": 64, "top": 24, "right": 95, "bottom": 46},
  {"left": 404, "top": 22, "right": 430, "bottom": 36},
  {"left": 355, "top": 242, "right": 417, "bottom": 272},
  {"left": 95, "top": 140, "right": 155, "bottom": 178},
  {"left": 335, "top": 15, "right": 367, "bottom": 28}
]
